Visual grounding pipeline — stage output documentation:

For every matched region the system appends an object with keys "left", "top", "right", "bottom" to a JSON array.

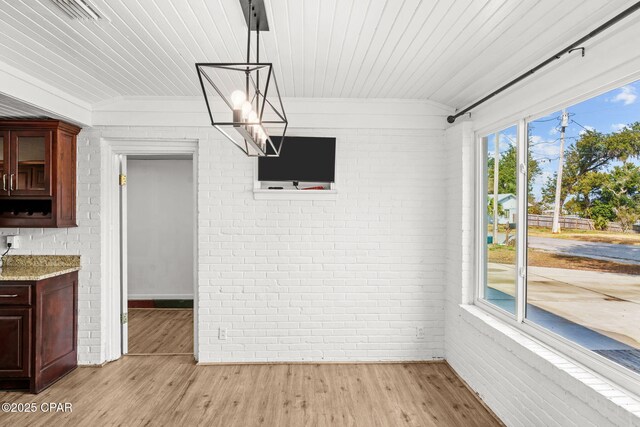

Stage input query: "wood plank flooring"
[
  {"left": 0, "top": 356, "right": 502, "bottom": 426},
  {"left": 128, "top": 308, "right": 193, "bottom": 354}
]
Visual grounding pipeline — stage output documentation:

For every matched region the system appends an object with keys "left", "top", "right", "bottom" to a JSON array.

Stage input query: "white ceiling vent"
[{"left": 51, "top": 0, "right": 103, "bottom": 20}]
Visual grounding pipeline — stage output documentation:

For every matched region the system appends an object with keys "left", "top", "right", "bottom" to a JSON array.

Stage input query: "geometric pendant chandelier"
[{"left": 195, "top": 0, "right": 287, "bottom": 157}]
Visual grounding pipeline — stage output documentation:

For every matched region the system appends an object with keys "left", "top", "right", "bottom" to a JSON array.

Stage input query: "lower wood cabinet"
[{"left": 0, "top": 271, "right": 78, "bottom": 393}]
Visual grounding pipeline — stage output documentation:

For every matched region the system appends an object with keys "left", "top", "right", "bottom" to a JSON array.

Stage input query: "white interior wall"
[
  {"left": 444, "top": 18, "right": 640, "bottom": 426},
  {"left": 127, "top": 158, "right": 194, "bottom": 300},
  {"left": 115, "top": 124, "right": 446, "bottom": 362},
  {"left": 0, "top": 98, "right": 451, "bottom": 365}
]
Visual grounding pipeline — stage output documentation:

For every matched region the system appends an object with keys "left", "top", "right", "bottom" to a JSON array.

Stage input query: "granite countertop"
[{"left": 0, "top": 255, "right": 81, "bottom": 281}]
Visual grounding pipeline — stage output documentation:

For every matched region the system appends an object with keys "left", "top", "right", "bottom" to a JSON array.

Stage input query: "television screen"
[{"left": 258, "top": 136, "right": 336, "bottom": 183}]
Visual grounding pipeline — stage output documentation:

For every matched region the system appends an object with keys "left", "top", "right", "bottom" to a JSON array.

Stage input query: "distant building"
[{"left": 488, "top": 193, "right": 517, "bottom": 224}]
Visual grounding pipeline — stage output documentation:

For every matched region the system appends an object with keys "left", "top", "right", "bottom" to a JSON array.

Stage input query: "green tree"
[
  {"left": 599, "top": 162, "right": 640, "bottom": 210},
  {"left": 527, "top": 194, "right": 543, "bottom": 215},
  {"left": 488, "top": 145, "right": 541, "bottom": 195},
  {"left": 487, "top": 196, "right": 506, "bottom": 217},
  {"left": 542, "top": 122, "right": 640, "bottom": 221},
  {"left": 616, "top": 206, "right": 639, "bottom": 232},
  {"left": 586, "top": 200, "right": 615, "bottom": 230}
]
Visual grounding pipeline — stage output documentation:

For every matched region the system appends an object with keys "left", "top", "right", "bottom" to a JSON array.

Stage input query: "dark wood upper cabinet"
[
  {"left": 0, "top": 120, "right": 81, "bottom": 228},
  {"left": 0, "top": 131, "right": 8, "bottom": 197}
]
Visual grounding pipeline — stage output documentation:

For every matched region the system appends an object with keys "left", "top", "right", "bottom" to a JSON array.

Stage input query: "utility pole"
[
  {"left": 552, "top": 110, "right": 569, "bottom": 234},
  {"left": 493, "top": 131, "right": 500, "bottom": 244}
]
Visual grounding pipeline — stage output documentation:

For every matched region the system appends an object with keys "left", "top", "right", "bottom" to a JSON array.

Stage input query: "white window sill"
[
  {"left": 460, "top": 304, "right": 640, "bottom": 418},
  {"left": 253, "top": 189, "right": 337, "bottom": 200}
]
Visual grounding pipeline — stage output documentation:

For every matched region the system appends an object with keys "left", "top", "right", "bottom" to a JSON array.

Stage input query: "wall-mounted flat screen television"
[{"left": 258, "top": 136, "right": 336, "bottom": 183}]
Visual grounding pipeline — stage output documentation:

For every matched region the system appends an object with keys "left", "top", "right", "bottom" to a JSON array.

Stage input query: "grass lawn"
[
  {"left": 528, "top": 226, "right": 640, "bottom": 245},
  {"left": 487, "top": 244, "right": 640, "bottom": 275}
]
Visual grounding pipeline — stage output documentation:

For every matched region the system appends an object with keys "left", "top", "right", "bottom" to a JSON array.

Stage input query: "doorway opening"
[
  {"left": 101, "top": 139, "right": 198, "bottom": 362},
  {"left": 125, "top": 155, "right": 194, "bottom": 355}
]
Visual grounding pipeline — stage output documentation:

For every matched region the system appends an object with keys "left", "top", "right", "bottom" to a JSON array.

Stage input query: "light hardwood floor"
[
  {"left": 1, "top": 309, "right": 502, "bottom": 426},
  {"left": 0, "top": 356, "right": 502, "bottom": 426},
  {"left": 128, "top": 308, "right": 193, "bottom": 354}
]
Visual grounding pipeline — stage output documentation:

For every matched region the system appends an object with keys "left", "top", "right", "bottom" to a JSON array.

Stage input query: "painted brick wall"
[
  {"left": 196, "top": 125, "right": 446, "bottom": 362},
  {"left": 0, "top": 128, "right": 103, "bottom": 364},
  {"left": 96, "top": 123, "right": 446, "bottom": 362},
  {"left": 1, "top": 99, "right": 448, "bottom": 364}
]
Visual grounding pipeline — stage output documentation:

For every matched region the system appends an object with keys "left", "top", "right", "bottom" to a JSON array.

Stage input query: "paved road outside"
[{"left": 528, "top": 236, "right": 640, "bottom": 265}]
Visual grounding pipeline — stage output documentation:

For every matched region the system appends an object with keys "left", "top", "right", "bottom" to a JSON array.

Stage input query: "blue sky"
[{"left": 487, "top": 80, "right": 640, "bottom": 201}]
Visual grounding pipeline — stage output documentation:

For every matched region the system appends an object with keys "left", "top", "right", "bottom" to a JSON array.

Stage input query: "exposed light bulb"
[
  {"left": 241, "top": 101, "right": 253, "bottom": 119},
  {"left": 230, "top": 90, "right": 246, "bottom": 109},
  {"left": 248, "top": 114, "right": 260, "bottom": 143},
  {"left": 260, "top": 130, "right": 268, "bottom": 151}
]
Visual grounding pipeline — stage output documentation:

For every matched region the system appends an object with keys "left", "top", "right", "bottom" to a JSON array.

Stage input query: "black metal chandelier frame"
[{"left": 195, "top": 0, "right": 287, "bottom": 157}]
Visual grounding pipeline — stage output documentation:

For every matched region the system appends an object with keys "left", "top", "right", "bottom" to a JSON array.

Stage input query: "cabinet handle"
[
  {"left": 0, "top": 294, "right": 19, "bottom": 298},
  {"left": 9, "top": 173, "right": 14, "bottom": 191},
  {"left": 2, "top": 174, "right": 5, "bottom": 191}
]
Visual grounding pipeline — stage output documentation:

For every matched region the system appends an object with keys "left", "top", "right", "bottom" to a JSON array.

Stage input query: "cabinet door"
[
  {"left": 0, "top": 308, "right": 31, "bottom": 377},
  {"left": 9, "top": 130, "right": 52, "bottom": 196},
  {"left": 0, "top": 131, "right": 8, "bottom": 196}
]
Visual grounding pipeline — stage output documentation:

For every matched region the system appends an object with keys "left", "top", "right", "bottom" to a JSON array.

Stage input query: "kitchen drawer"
[{"left": 0, "top": 286, "right": 31, "bottom": 306}]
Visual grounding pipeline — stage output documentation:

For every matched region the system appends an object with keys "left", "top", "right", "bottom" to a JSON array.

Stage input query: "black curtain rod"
[{"left": 446, "top": 1, "right": 640, "bottom": 124}]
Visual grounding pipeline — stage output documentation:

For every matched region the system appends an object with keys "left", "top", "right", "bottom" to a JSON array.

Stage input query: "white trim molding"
[
  {"left": 100, "top": 137, "right": 199, "bottom": 362},
  {"left": 92, "top": 96, "right": 453, "bottom": 130},
  {"left": 0, "top": 60, "right": 92, "bottom": 126}
]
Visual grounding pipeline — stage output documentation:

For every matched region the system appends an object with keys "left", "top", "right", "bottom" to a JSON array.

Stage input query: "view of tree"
[
  {"left": 541, "top": 122, "right": 640, "bottom": 226},
  {"left": 488, "top": 145, "right": 541, "bottom": 195}
]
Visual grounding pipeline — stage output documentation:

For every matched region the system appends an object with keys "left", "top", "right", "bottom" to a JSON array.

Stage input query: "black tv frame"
[{"left": 258, "top": 136, "right": 336, "bottom": 183}]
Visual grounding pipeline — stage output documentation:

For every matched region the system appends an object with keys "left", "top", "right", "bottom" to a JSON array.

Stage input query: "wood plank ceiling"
[{"left": 0, "top": 0, "right": 635, "bottom": 109}]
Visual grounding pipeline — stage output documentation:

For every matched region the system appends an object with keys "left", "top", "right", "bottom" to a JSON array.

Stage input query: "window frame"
[
  {"left": 474, "top": 114, "right": 640, "bottom": 398},
  {"left": 475, "top": 121, "right": 525, "bottom": 320}
]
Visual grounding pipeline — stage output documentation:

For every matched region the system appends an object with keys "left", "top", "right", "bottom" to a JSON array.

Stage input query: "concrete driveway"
[
  {"left": 528, "top": 236, "right": 640, "bottom": 265},
  {"left": 488, "top": 263, "right": 640, "bottom": 349}
]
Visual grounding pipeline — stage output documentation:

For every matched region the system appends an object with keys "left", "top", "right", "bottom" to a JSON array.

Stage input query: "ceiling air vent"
[{"left": 51, "top": 0, "right": 103, "bottom": 20}]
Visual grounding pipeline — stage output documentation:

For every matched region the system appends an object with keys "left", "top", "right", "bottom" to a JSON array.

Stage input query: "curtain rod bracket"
[{"left": 568, "top": 47, "right": 585, "bottom": 57}]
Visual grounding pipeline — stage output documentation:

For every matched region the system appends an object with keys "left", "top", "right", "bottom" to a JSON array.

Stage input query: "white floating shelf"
[{"left": 253, "top": 189, "right": 338, "bottom": 200}]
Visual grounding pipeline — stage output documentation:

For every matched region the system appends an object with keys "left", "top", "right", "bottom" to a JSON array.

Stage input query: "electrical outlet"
[
  {"left": 218, "top": 327, "right": 227, "bottom": 340},
  {"left": 416, "top": 327, "right": 425, "bottom": 340},
  {"left": 6, "top": 235, "right": 19, "bottom": 249}
]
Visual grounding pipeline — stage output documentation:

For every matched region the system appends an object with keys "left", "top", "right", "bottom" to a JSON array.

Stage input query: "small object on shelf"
[
  {"left": 302, "top": 186, "right": 326, "bottom": 190},
  {"left": 268, "top": 186, "right": 283, "bottom": 190}
]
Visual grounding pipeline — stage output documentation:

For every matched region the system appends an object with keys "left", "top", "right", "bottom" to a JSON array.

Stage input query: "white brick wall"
[
  {"left": 196, "top": 125, "right": 446, "bottom": 362},
  {"left": 1, "top": 99, "right": 449, "bottom": 364},
  {"left": 106, "top": 124, "right": 445, "bottom": 363}
]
